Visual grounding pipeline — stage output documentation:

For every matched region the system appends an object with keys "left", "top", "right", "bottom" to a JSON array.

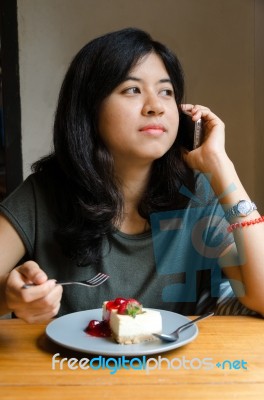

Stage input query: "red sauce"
[
  {"left": 84, "top": 319, "right": 111, "bottom": 337},
  {"left": 84, "top": 297, "right": 141, "bottom": 337},
  {"left": 106, "top": 297, "right": 127, "bottom": 311}
]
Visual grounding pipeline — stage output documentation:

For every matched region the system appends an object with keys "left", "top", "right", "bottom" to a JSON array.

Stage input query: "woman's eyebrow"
[
  {"left": 123, "top": 76, "right": 172, "bottom": 84},
  {"left": 123, "top": 76, "right": 141, "bottom": 82},
  {"left": 159, "top": 78, "right": 172, "bottom": 84}
]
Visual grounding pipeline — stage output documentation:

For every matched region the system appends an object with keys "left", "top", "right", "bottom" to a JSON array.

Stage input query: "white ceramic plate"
[{"left": 46, "top": 309, "right": 198, "bottom": 356}]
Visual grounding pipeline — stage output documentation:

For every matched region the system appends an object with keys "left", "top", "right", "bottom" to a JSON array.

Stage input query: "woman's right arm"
[{"left": 0, "top": 214, "right": 62, "bottom": 322}]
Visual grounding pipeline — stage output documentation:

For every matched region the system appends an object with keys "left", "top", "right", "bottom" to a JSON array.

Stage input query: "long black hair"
[{"left": 33, "top": 27, "right": 195, "bottom": 265}]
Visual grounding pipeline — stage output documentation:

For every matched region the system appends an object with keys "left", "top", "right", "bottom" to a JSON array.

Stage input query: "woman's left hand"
[{"left": 180, "top": 104, "right": 228, "bottom": 173}]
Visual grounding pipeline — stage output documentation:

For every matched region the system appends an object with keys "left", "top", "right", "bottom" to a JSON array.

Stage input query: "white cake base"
[{"left": 102, "top": 303, "right": 162, "bottom": 344}]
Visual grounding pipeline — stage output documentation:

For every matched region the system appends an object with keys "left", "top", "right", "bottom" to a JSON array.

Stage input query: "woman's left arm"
[{"left": 182, "top": 104, "right": 264, "bottom": 315}]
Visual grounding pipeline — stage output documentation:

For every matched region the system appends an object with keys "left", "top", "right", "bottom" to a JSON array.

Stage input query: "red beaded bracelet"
[{"left": 227, "top": 216, "right": 264, "bottom": 232}]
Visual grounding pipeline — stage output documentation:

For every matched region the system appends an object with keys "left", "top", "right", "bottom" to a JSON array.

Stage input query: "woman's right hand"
[{"left": 5, "top": 261, "right": 63, "bottom": 323}]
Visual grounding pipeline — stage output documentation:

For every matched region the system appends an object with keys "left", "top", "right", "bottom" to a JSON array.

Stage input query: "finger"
[
  {"left": 32, "top": 284, "right": 63, "bottom": 310},
  {"left": 188, "top": 105, "right": 209, "bottom": 121},
  {"left": 8, "top": 281, "right": 62, "bottom": 316},
  {"left": 31, "top": 304, "right": 61, "bottom": 323},
  {"left": 6, "top": 278, "right": 57, "bottom": 309},
  {"left": 192, "top": 104, "right": 210, "bottom": 112},
  {"left": 20, "top": 279, "right": 57, "bottom": 303},
  {"left": 180, "top": 103, "right": 194, "bottom": 111},
  {"left": 19, "top": 286, "right": 62, "bottom": 323},
  {"left": 16, "top": 302, "right": 61, "bottom": 323},
  {"left": 180, "top": 104, "right": 195, "bottom": 116},
  {"left": 16, "top": 261, "right": 48, "bottom": 285},
  {"left": 180, "top": 104, "right": 211, "bottom": 122},
  {"left": 191, "top": 105, "right": 221, "bottom": 120}
]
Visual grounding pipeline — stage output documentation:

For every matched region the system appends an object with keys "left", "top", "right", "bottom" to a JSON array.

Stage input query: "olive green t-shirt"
[{"left": 0, "top": 171, "right": 234, "bottom": 316}]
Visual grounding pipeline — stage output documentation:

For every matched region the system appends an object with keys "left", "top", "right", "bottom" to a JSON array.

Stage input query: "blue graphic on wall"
[{"left": 150, "top": 174, "right": 239, "bottom": 303}]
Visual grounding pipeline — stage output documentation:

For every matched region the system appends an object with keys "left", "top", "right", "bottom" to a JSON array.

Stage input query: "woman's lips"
[{"left": 139, "top": 124, "right": 166, "bottom": 136}]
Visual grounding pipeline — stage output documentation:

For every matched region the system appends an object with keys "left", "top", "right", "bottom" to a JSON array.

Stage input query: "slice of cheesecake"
[{"left": 102, "top": 298, "right": 162, "bottom": 344}]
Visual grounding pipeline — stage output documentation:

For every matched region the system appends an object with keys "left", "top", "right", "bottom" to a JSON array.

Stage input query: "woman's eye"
[
  {"left": 122, "top": 87, "right": 140, "bottom": 95},
  {"left": 160, "top": 89, "right": 174, "bottom": 96}
]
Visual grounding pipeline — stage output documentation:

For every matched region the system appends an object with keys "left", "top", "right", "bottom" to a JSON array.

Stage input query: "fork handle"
[
  {"left": 176, "top": 312, "right": 214, "bottom": 335},
  {"left": 22, "top": 281, "right": 89, "bottom": 289},
  {"left": 22, "top": 280, "right": 62, "bottom": 289}
]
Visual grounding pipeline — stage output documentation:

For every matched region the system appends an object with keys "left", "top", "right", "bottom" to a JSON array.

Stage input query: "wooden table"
[{"left": 0, "top": 316, "right": 264, "bottom": 399}]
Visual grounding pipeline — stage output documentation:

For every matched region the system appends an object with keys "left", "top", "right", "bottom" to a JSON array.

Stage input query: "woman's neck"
[{"left": 115, "top": 162, "right": 151, "bottom": 234}]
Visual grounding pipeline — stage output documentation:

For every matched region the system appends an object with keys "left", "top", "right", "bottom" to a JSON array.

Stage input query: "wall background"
[{"left": 17, "top": 0, "right": 264, "bottom": 207}]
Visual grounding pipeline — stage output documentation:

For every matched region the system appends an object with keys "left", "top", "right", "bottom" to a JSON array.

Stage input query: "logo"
[
  {"left": 51, "top": 354, "right": 248, "bottom": 374},
  {"left": 150, "top": 174, "right": 244, "bottom": 303},
  {"left": 216, "top": 359, "right": 247, "bottom": 370}
]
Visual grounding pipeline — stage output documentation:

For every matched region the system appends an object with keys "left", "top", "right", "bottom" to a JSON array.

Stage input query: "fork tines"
[{"left": 85, "top": 273, "right": 109, "bottom": 286}]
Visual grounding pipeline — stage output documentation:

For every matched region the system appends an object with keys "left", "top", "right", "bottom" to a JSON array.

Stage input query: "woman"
[{"left": 0, "top": 28, "right": 263, "bottom": 323}]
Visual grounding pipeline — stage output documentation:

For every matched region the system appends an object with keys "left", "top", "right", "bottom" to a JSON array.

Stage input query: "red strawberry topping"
[
  {"left": 84, "top": 319, "right": 111, "bottom": 337},
  {"left": 85, "top": 297, "right": 143, "bottom": 337},
  {"left": 117, "top": 299, "right": 142, "bottom": 317}
]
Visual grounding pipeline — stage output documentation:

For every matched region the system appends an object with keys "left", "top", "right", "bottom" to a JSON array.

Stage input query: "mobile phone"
[{"left": 177, "top": 111, "right": 203, "bottom": 151}]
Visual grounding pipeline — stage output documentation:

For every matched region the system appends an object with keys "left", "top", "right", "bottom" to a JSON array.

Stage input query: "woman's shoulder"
[{"left": 1, "top": 157, "right": 64, "bottom": 212}]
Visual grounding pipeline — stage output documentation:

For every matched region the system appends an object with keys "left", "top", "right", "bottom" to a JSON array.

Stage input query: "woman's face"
[{"left": 98, "top": 52, "right": 179, "bottom": 167}]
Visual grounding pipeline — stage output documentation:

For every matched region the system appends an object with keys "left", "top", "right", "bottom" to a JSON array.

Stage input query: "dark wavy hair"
[{"left": 33, "top": 27, "right": 195, "bottom": 265}]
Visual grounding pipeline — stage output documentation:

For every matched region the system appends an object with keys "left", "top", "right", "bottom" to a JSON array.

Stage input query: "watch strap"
[{"left": 225, "top": 200, "right": 257, "bottom": 221}]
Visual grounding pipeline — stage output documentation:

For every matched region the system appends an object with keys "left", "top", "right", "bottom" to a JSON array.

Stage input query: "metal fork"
[
  {"left": 153, "top": 312, "right": 214, "bottom": 342},
  {"left": 22, "top": 273, "right": 109, "bottom": 288}
]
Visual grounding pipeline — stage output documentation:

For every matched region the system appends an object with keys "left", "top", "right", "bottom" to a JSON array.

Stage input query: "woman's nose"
[{"left": 142, "top": 95, "right": 165, "bottom": 116}]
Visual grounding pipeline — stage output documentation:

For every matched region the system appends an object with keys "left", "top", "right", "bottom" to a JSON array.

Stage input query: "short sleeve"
[{"left": 0, "top": 176, "right": 36, "bottom": 257}]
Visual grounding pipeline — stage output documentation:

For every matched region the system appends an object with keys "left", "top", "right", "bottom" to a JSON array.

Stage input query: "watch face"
[{"left": 237, "top": 200, "right": 251, "bottom": 215}]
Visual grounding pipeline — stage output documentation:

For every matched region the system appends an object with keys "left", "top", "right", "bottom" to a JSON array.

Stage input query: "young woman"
[{"left": 0, "top": 28, "right": 263, "bottom": 323}]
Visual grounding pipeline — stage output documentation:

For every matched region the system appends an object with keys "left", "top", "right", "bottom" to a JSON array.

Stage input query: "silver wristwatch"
[{"left": 225, "top": 200, "right": 257, "bottom": 221}]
